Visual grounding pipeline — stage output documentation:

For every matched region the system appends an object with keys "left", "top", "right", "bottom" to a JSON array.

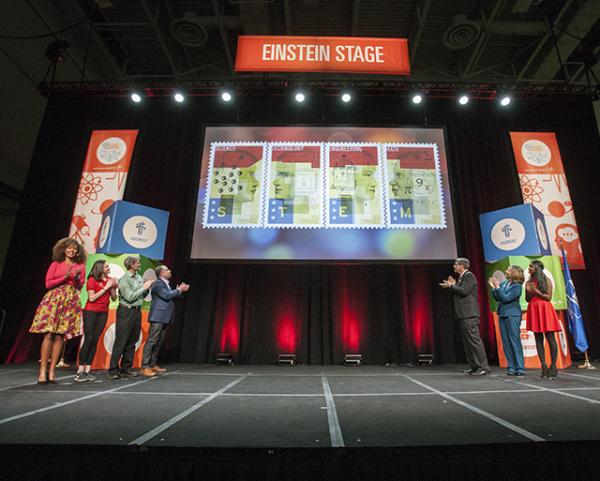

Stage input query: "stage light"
[
  {"left": 277, "top": 354, "right": 296, "bottom": 366},
  {"left": 458, "top": 95, "right": 470, "bottom": 105},
  {"left": 130, "top": 92, "right": 142, "bottom": 103},
  {"left": 499, "top": 95, "right": 512, "bottom": 106},
  {"left": 344, "top": 354, "right": 362, "bottom": 366},
  {"left": 216, "top": 353, "right": 233, "bottom": 366},
  {"left": 341, "top": 92, "right": 352, "bottom": 103},
  {"left": 294, "top": 92, "right": 306, "bottom": 103},
  {"left": 417, "top": 353, "right": 434, "bottom": 365},
  {"left": 173, "top": 92, "right": 185, "bottom": 103},
  {"left": 411, "top": 94, "right": 423, "bottom": 104},
  {"left": 221, "top": 91, "right": 232, "bottom": 102}
]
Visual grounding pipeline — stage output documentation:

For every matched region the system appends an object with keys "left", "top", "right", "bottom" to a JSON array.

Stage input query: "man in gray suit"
[
  {"left": 440, "top": 258, "right": 490, "bottom": 375},
  {"left": 140, "top": 265, "right": 190, "bottom": 377}
]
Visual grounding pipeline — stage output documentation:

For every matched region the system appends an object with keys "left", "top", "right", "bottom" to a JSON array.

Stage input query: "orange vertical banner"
[
  {"left": 69, "top": 130, "right": 139, "bottom": 253},
  {"left": 510, "top": 132, "right": 585, "bottom": 269}
]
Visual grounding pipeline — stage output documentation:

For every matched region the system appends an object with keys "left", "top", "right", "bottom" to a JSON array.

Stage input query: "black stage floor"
[
  {"left": 0, "top": 363, "right": 599, "bottom": 480},
  {"left": 0, "top": 363, "right": 599, "bottom": 448}
]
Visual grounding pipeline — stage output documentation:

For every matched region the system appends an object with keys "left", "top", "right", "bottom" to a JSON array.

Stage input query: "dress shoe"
[
  {"left": 507, "top": 371, "right": 516, "bottom": 376},
  {"left": 152, "top": 366, "right": 167, "bottom": 373},
  {"left": 141, "top": 368, "right": 157, "bottom": 377},
  {"left": 121, "top": 370, "right": 139, "bottom": 377},
  {"left": 515, "top": 371, "right": 526, "bottom": 377},
  {"left": 462, "top": 368, "right": 476, "bottom": 374},
  {"left": 470, "top": 369, "right": 489, "bottom": 376}
]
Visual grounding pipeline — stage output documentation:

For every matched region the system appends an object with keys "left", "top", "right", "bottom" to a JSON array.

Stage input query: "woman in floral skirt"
[{"left": 30, "top": 238, "right": 87, "bottom": 384}]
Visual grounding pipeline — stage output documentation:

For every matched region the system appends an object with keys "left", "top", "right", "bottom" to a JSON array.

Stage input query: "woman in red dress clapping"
[
  {"left": 30, "top": 238, "right": 87, "bottom": 384},
  {"left": 526, "top": 260, "right": 562, "bottom": 379}
]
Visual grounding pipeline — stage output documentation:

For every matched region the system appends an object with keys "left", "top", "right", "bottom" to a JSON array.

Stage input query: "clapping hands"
[
  {"left": 488, "top": 277, "right": 500, "bottom": 289},
  {"left": 439, "top": 276, "right": 456, "bottom": 288},
  {"left": 177, "top": 282, "right": 190, "bottom": 293}
]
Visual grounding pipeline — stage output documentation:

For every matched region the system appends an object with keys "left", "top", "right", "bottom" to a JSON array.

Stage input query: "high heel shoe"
[
  {"left": 37, "top": 373, "right": 48, "bottom": 385},
  {"left": 548, "top": 366, "right": 558, "bottom": 379},
  {"left": 541, "top": 366, "right": 549, "bottom": 379}
]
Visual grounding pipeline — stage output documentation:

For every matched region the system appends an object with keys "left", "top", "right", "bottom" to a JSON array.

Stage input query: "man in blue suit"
[{"left": 140, "top": 265, "right": 190, "bottom": 377}]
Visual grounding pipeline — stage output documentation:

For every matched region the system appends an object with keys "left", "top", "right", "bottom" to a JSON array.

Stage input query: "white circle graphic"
[
  {"left": 521, "top": 140, "right": 551, "bottom": 167},
  {"left": 96, "top": 137, "right": 127, "bottom": 165},
  {"left": 99, "top": 216, "right": 111, "bottom": 248},
  {"left": 536, "top": 218, "right": 549, "bottom": 250},
  {"left": 491, "top": 218, "right": 526, "bottom": 251},
  {"left": 122, "top": 216, "right": 158, "bottom": 249},
  {"left": 106, "top": 262, "right": 125, "bottom": 281}
]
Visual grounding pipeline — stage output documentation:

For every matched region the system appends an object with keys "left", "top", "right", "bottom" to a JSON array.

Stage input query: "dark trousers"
[
  {"left": 109, "top": 305, "right": 141, "bottom": 374},
  {"left": 460, "top": 316, "right": 490, "bottom": 371},
  {"left": 79, "top": 310, "right": 108, "bottom": 365},
  {"left": 499, "top": 315, "right": 525, "bottom": 373},
  {"left": 141, "top": 322, "right": 167, "bottom": 368}
]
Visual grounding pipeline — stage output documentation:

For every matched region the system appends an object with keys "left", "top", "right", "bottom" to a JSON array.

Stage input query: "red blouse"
[
  {"left": 84, "top": 277, "right": 112, "bottom": 312},
  {"left": 45, "top": 261, "right": 85, "bottom": 290}
]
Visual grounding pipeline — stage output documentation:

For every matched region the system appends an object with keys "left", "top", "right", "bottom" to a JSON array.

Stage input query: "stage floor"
[{"left": 0, "top": 363, "right": 599, "bottom": 448}]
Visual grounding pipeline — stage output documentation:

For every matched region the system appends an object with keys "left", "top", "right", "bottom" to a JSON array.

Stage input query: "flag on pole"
[{"left": 562, "top": 248, "right": 589, "bottom": 353}]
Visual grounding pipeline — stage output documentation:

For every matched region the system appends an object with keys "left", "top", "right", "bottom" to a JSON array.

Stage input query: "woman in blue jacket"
[{"left": 489, "top": 265, "right": 525, "bottom": 376}]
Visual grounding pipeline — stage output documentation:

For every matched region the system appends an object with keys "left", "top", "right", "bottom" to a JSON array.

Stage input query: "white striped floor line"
[
  {"left": 400, "top": 374, "right": 546, "bottom": 442},
  {"left": 514, "top": 380, "right": 600, "bottom": 405},
  {"left": 128, "top": 374, "right": 250, "bottom": 446},
  {"left": 321, "top": 376, "right": 344, "bottom": 447}
]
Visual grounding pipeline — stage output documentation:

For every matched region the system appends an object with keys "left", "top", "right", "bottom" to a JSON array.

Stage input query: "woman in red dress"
[
  {"left": 30, "top": 238, "right": 87, "bottom": 384},
  {"left": 525, "top": 260, "right": 562, "bottom": 379}
]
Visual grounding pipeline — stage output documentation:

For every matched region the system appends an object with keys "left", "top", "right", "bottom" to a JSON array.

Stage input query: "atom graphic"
[
  {"left": 520, "top": 175, "right": 543, "bottom": 203},
  {"left": 77, "top": 173, "right": 103, "bottom": 204}
]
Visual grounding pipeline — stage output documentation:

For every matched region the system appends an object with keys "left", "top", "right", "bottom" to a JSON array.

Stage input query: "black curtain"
[{"left": 1, "top": 94, "right": 599, "bottom": 365}]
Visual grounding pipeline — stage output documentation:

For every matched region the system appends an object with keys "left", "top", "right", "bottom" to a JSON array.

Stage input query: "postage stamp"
[
  {"left": 203, "top": 142, "right": 266, "bottom": 228},
  {"left": 383, "top": 143, "right": 446, "bottom": 228},
  {"left": 325, "top": 143, "right": 385, "bottom": 228},
  {"left": 265, "top": 142, "right": 324, "bottom": 227}
]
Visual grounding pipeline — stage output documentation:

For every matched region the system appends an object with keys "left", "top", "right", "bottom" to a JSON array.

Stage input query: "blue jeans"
[{"left": 499, "top": 315, "right": 525, "bottom": 374}]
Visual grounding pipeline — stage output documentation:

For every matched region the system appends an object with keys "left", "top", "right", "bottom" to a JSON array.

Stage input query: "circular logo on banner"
[
  {"left": 107, "top": 262, "right": 124, "bottom": 280},
  {"left": 491, "top": 218, "right": 526, "bottom": 251},
  {"left": 98, "top": 216, "right": 111, "bottom": 248},
  {"left": 122, "top": 216, "right": 158, "bottom": 249},
  {"left": 521, "top": 140, "right": 551, "bottom": 167},
  {"left": 97, "top": 137, "right": 127, "bottom": 165},
  {"left": 536, "top": 218, "right": 549, "bottom": 250},
  {"left": 103, "top": 323, "right": 143, "bottom": 354}
]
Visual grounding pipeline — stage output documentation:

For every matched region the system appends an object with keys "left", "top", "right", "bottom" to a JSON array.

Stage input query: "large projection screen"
[{"left": 191, "top": 126, "right": 457, "bottom": 261}]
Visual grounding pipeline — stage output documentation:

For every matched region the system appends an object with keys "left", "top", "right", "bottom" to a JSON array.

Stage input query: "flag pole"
[{"left": 579, "top": 351, "right": 596, "bottom": 370}]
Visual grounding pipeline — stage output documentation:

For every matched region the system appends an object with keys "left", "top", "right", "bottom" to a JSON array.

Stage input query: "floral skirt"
[{"left": 29, "top": 284, "right": 82, "bottom": 339}]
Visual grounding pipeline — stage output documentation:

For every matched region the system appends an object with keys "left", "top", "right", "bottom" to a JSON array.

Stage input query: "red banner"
[
  {"left": 69, "top": 130, "right": 138, "bottom": 253},
  {"left": 510, "top": 132, "right": 585, "bottom": 269},
  {"left": 235, "top": 35, "right": 410, "bottom": 75}
]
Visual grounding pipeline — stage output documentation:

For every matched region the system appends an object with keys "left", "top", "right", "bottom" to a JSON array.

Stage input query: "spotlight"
[
  {"left": 499, "top": 95, "right": 511, "bottom": 106},
  {"left": 294, "top": 92, "right": 306, "bottom": 103},
  {"left": 216, "top": 353, "right": 233, "bottom": 366},
  {"left": 458, "top": 95, "right": 470, "bottom": 105},
  {"left": 130, "top": 92, "right": 142, "bottom": 103},
  {"left": 277, "top": 354, "right": 296, "bottom": 366},
  {"left": 173, "top": 92, "right": 185, "bottom": 103},
  {"left": 344, "top": 354, "right": 362, "bottom": 366},
  {"left": 221, "top": 91, "right": 232, "bottom": 102},
  {"left": 411, "top": 94, "right": 423, "bottom": 104},
  {"left": 341, "top": 92, "right": 352, "bottom": 103}
]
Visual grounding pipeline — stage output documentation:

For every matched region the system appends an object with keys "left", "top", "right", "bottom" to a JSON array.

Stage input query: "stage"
[
  {"left": 0, "top": 363, "right": 599, "bottom": 447},
  {"left": 0, "top": 363, "right": 600, "bottom": 480}
]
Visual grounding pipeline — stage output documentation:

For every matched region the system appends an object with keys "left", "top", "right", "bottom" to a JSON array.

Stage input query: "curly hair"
[{"left": 51, "top": 237, "right": 87, "bottom": 264}]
